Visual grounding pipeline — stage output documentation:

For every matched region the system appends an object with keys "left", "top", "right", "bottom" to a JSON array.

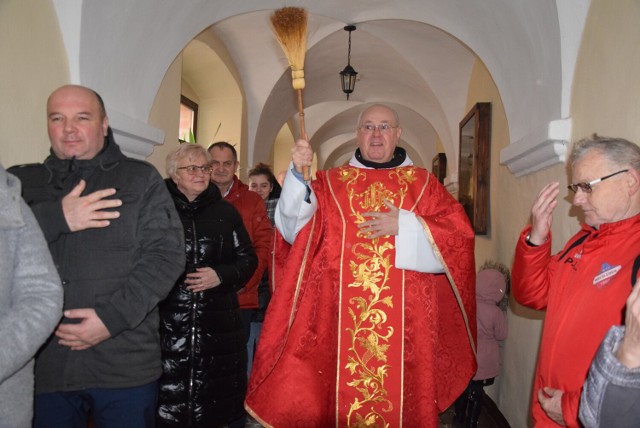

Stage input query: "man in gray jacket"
[
  {"left": 580, "top": 280, "right": 640, "bottom": 428},
  {"left": 9, "top": 85, "right": 185, "bottom": 428},
  {"left": 0, "top": 163, "right": 63, "bottom": 428}
]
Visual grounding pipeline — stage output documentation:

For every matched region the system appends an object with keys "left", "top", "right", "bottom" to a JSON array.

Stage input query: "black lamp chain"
[{"left": 347, "top": 30, "right": 352, "bottom": 66}]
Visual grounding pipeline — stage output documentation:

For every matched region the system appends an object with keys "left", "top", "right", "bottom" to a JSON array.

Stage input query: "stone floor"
[
  {"left": 245, "top": 397, "right": 512, "bottom": 427},
  {"left": 439, "top": 396, "right": 511, "bottom": 427}
]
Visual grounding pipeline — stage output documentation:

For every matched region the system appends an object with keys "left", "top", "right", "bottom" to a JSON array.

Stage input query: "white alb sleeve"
[
  {"left": 274, "top": 163, "right": 318, "bottom": 244},
  {"left": 395, "top": 209, "right": 445, "bottom": 273}
]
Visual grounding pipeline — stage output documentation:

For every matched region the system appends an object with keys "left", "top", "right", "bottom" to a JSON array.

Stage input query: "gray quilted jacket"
[
  {"left": 580, "top": 326, "right": 640, "bottom": 428},
  {"left": 0, "top": 164, "right": 63, "bottom": 427}
]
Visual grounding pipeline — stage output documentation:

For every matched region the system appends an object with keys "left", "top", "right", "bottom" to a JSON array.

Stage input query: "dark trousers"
[
  {"left": 33, "top": 381, "right": 158, "bottom": 428},
  {"left": 454, "top": 378, "right": 494, "bottom": 428},
  {"left": 240, "top": 308, "right": 253, "bottom": 343}
]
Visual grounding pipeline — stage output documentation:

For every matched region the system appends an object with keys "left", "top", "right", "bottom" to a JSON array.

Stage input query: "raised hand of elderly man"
[
  {"left": 617, "top": 281, "right": 640, "bottom": 368},
  {"left": 528, "top": 182, "right": 560, "bottom": 245},
  {"left": 62, "top": 179, "right": 122, "bottom": 232},
  {"left": 359, "top": 199, "right": 400, "bottom": 238},
  {"left": 291, "top": 139, "right": 313, "bottom": 174}
]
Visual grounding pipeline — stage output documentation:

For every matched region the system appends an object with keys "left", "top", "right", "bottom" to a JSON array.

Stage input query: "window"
[{"left": 179, "top": 95, "right": 198, "bottom": 143}]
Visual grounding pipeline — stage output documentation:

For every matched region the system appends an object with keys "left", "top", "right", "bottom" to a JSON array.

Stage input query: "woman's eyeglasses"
[{"left": 178, "top": 165, "right": 213, "bottom": 175}]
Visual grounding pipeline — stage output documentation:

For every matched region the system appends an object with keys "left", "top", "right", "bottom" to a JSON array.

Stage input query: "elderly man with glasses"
[
  {"left": 512, "top": 135, "right": 640, "bottom": 427},
  {"left": 246, "top": 104, "right": 477, "bottom": 427}
]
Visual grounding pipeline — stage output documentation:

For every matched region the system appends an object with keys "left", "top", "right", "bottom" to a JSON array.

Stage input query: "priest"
[{"left": 246, "top": 104, "right": 477, "bottom": 427}]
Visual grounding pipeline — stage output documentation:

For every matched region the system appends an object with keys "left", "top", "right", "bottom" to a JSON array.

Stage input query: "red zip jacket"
[
  {"left": 224, "top": 176, "right": 272, "bottom": 309},
  {"left": 512, "top": 214, "right": 640, "bottom": 427}
]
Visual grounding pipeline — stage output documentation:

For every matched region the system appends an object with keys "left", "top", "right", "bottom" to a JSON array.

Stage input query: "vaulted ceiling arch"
[{"left": 53, "top": 0, "right": 585, "bottom": 176}]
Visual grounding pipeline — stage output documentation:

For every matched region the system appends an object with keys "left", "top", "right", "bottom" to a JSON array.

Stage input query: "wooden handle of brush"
[{"left": 296, "top": 89, "right": 310, "bottom": 181}]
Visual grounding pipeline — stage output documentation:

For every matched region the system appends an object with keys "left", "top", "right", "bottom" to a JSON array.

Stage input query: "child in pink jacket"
[{"left": 454, "top": 263, "right": 509, "bottom": 428}]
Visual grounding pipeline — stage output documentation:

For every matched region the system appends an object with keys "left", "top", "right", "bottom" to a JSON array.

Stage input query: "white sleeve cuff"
[
  {"left": 274, "top": 163, "right": 317, "bottom": 244},
  {"left": 395, "top": 209, "right": 444, "bottom": 273}
]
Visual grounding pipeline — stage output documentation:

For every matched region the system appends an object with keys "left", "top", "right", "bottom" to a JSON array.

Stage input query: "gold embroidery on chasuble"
[{"left": 332, "top": 167, "right": 419, "bottom": 428}]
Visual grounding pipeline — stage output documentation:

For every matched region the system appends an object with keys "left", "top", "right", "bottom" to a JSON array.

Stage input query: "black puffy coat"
[{"left": 158, "top": 180, "right": 258, "bottom": 427}]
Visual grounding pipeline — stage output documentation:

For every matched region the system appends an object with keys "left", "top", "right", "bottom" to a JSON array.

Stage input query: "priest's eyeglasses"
[
  {"left": 358, "top": 123, "right": 398, "bottom": 134},
  {"left": 178, "top": 165, "right": 213, "bottom": 175},
  {"left": 567, "top": 169, "right": 628, "bottom": 193}
]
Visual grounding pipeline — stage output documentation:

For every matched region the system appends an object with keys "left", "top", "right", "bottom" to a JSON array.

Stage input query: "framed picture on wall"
[
  {"left": 432, "top": 153, "right": 447, "bottom": 184},
  {"left": 458, "top": 102, "right": 491, "bottom": 235}
]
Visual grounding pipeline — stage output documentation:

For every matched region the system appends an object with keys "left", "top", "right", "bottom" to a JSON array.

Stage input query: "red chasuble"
[{"left": 246, "top": 166, "right": 476, "bottom": 428}]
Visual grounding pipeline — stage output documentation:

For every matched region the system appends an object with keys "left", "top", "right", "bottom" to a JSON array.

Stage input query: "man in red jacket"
[
  {"left": 208, "top": 142, "right": 272, "bottom": 371},
  {"left": 512, "top": 136, "right": 640, "bottom": 427}
]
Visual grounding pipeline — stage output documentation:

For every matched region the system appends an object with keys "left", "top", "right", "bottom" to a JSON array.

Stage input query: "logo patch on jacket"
[{"left": 593, "top": 263, "right": 621, "bottom": 288}]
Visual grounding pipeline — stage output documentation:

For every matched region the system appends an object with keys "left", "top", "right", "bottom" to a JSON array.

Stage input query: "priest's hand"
[
  {"left": 291, "top": 139, "right": 313, "bottom": 174},
  {"left": 360, "top": 199, "right": 399, "bottom": 238}
]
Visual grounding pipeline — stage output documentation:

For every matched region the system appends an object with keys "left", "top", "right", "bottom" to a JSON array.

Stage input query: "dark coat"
[
  {"left": 158, "top": 179, "right": 258, "bottom": 427},
  {"left": 8, "top": 138, "right": 185, "bottom": 393}
]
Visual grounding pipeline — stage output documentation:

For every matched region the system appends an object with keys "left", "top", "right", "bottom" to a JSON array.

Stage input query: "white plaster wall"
[
  {"left": 147, "top": 53, "right": 183, "bottom": 176},
  {"left": 197, "top": 96, "right": 242, "bottom": 157},
  {"left": 0, "top": 0, "right": 69, "bottom": 167},
  {"left": 556, "top": 0, "right": 591, "bottom": 118},
  {"left": 181, "top": 80, "right": 199, "bottom": 107},
  {"left": 272, "top": 125, "right": 298, "bottom": 181},
  {"left": 571, "top": 0, "right": 640, "bottom": 143}
]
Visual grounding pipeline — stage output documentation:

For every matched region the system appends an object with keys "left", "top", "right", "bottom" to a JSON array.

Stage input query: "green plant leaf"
[{"left": 212, "top": 122, "right": 221, "bottom": 140}]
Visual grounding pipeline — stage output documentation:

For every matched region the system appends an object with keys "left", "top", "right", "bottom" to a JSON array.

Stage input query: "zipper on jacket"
[{"left": 188, "top": 215, "right": 198, "bottom": 426}]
